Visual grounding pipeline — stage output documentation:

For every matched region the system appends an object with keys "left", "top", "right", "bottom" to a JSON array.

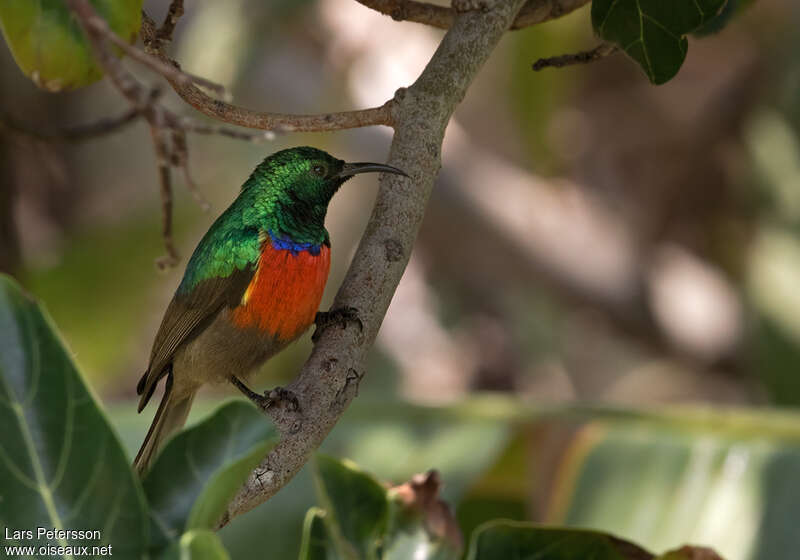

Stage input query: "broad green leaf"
[
  {"left": 548, "top": 421, "right": 797, "bottom": 560},
  {"left": 159, "top": 529, "right": 231, "bottom": 560},
  {"left": 142, "top": 401, "right": 277, "bottom": 550},
  {"left": 0, "top": 274, "right": 148, "bottom": 558},
  {"left": 298, "top": 507, "right": 338, "bottom": 560},
  {"left": 110, "top": 396, "right": 800, "bottom": 559},
  {"left": 467, "top": 521, "right": 648, "bottom": 560},
  {"left": 313, "top": 455, "right": 389, "bottom": 559},
  {"left": 591, "top": 0, "right": 727, "bottom": 84},
  {"left": 0, "top": 0, "right": 142, "bottom": 91}
]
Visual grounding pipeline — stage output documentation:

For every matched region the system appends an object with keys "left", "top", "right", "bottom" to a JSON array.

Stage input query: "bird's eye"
[{"left": 311, "top": 164, "right": 327, "bottom": 177}]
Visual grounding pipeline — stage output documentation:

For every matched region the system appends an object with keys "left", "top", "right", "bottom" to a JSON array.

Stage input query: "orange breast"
[{"left": 231, "top": 243, "right": 331, "bottom": 342}]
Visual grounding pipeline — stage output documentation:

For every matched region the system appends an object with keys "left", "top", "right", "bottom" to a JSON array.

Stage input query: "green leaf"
[
  {"left": 0, "top": 274, "right": 148, "bottom": 558},
  {"left": 298, "top": 507, "right": 338, "bottom": 560},
  {"left": 548, "top": 421, "right": 792, "bottom": 560},
  {"left": 313, "top": 455, "right": 389, "bottom": 559},
  {"left": 0, "top": 0, "right": 142, "bottom": 91},
  {"left": 142, "top": 401, "right": 277, "bottom": 550},
  {"left": 160, "top": 530, "right": 231, "bottom": 560},
  {"left": 467, "top": 521, "right": 649, "bottom": 560},
  {"left": 309, "top": 457, "right": 463, "bottom": 560},
  {"left": 591, "top": 0, "right": 727, "bottom": 84}
]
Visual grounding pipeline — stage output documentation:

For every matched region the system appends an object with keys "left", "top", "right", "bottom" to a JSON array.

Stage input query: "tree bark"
[{"left": 219, "top": 0, "right": 529, "bottom": 525}]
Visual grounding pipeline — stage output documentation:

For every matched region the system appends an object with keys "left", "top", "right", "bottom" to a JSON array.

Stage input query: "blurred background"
[{"left": 2, "top": 0, "right": 800, "bottom": 558}]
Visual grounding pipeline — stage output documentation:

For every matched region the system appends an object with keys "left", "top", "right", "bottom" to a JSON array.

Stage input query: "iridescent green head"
[{"left": 239, "top": 146, "right": 407, "bottom": 246}]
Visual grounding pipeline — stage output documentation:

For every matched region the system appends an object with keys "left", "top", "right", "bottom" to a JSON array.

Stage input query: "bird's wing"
[{"left": 136, "top": 267, "right": 254, "bottom": 412}]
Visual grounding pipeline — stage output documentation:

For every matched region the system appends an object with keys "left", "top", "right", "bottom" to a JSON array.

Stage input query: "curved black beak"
[{"left": 335, "top": 162, "right": 409, "bottom": 179}]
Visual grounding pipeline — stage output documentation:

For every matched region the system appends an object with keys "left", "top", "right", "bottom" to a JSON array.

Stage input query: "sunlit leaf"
[
  {"left": 591, "top": 0, "right": 727, "bottom": 84},
  {"left": 142, "top": 401, "right": 277, "bottom": 550},
  {"left": 159, "top": 529, "right": 231, "bottom": 560},
  {"left": 0, "top": 0, "right": 142, "bottom": 91},
  {"left": 0, "top": 274, "right": 148, "bottom": 558},
  {"left": 549, "top": 420, "right": 800, "bottom": 560},
  {"left": 298, "top": 507, "right": 336, "bottom": 560},
  {"left": 313, "top": 455, "right": 388, "bottom": 559}
]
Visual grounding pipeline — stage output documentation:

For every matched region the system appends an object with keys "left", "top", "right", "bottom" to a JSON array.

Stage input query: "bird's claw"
[
  {"left": 230, "top": 376, "right": 299, "bottom": 412},
  {"left": 262, "top": 386, "right": 300, "bottom": 412},
  {"left": 313, "top": 306, "right": 363, "bottom": 342}
]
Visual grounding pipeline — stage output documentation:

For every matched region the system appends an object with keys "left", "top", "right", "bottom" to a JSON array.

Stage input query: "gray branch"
[{"left": 218, "top": 0, "right": 529, "bottom": 525}]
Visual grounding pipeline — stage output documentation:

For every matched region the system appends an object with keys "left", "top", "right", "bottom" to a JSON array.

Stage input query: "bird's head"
[{"left": 244, "top": 146, "right": 407, "bottom": 219}]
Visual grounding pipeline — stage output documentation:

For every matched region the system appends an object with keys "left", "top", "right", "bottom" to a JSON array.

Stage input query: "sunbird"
[{"left": 134, "top": 147, "right": 407, "bottom": 474}]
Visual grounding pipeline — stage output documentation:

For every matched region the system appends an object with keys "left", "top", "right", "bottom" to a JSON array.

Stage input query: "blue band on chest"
[{"left": 268, "top": 231, "right": 321, "bottom": 256}]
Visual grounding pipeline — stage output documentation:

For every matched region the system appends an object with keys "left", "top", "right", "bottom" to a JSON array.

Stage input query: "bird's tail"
[{"left": 133, "top": 374, "right": 196, "bottom": 476}]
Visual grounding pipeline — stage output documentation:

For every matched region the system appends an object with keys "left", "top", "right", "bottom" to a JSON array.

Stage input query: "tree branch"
[
  {"left": 354, "top": 0, "right": 591, "bottom": 30},
  {"left": 84, "top": 11, "right": 226, "bottom": 96},
  {"left": 532, "top": 42, "right": 618, "bottom": 71},
  {"left": 149, "top": 124, "right": 181, "bottom": 270},
  {"left": 138, "top": 13, "right": 394, "bottom": 132},
  {"left": 218, "top": 0, "right": 529, "bottom": 527},
  {"left": 157, "top": 0, "right": 185, "bottom": 44},
  {"left": 64, "top": 0, "right": 277, "bottom": 265},
  {"left": 510, "top": 0, "right": 591, "bottom": 29},
  {"left": 0, "top": 109, "right": 141, "bottom": 142}
]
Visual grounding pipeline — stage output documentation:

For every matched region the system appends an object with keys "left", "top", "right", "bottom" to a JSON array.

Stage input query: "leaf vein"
[
  {"left": 598, "top": 0, "right": 623, "bottom": 34},
  {"left": 49, "top": 373, "right": 76, "bottom": 491}
]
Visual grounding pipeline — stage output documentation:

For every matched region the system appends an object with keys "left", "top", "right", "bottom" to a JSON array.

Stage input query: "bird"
[{"left": 133, "top": 146, "right": 407, "bottom": 475}]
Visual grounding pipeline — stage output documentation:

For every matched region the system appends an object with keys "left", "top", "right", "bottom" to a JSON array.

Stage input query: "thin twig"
[
  {"left": 158, "top": 0, "right": 185, "bottom": 43},
  {"left": 354, "top": 0, "right": 591, "bottom": 30},
  {"left": 532, "top": 42, "right": 618, "bottom": 71},
  {"left": 0, "top": 109, "right": 140, "bottom": 142},
  {"left": 150, "top": 125, "right": 181, "bottom": 269},
  {"left": 64, "top": 0, "right": 284, "bottom": 265},
  {"left": 170, "top": 129, "right": 210, "bottom": 212},
  {"left": 176, "top": 117, "right": 278, "bottom": 142},
  {"left": 139, "top": 13, "right": 394, "bottom": 132},
  {"left": 84, "top": 12, "right": 226, "bottom": 96}
]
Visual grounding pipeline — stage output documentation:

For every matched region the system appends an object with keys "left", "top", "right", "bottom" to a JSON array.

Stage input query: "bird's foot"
[
  {"left": 230, "top": 376, "right": 299, "bottom": 412},
  {"left": 262, "top": 386, "right": 300, "bottom": 412},
  {"left": 313, "top": 306, "right": 363, "bottom": 342}
]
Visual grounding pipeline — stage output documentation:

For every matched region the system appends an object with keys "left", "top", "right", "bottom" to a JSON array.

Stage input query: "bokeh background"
[{"left": 2, "top": 1, "right": 800, "bottom": 559}]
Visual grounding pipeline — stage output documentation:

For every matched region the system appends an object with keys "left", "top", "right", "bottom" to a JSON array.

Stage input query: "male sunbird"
[{"left": 134, "top": 147, "right": 407, "bottom": 474}]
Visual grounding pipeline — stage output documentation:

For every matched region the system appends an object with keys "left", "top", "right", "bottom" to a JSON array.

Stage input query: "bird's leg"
[
  {"left": 230, "top": 375, "right": 266, "bottom": 406},
  {"left": 313, "top": 306, "right": 363, "bottom": 342},
  {"left": 229, "top": 376, "right": 299, "bottom": 411}
]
